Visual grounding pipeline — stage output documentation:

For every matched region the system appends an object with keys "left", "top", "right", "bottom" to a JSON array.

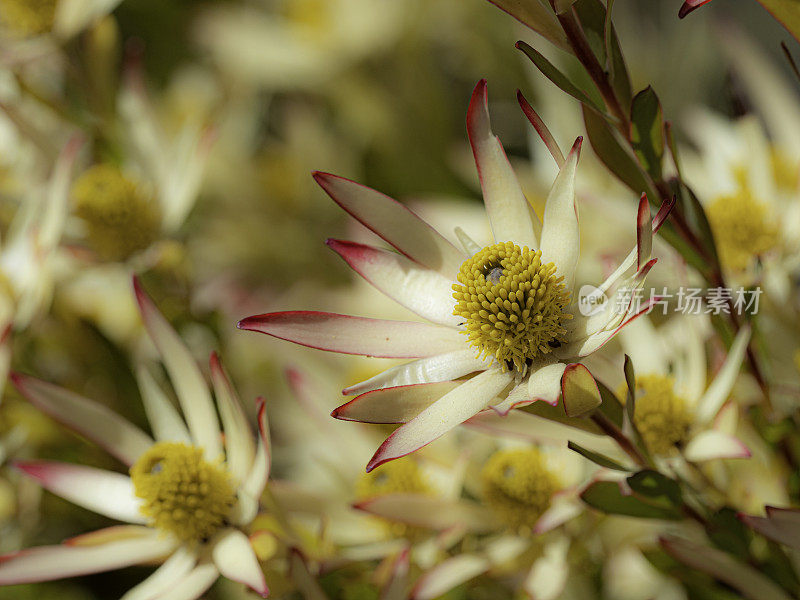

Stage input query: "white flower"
[
  {"left": 239, "top": 80, "right": 670, "bottom": 471},
  {"left": 0, "top": 278, "right": 271, "bottom": 599}
]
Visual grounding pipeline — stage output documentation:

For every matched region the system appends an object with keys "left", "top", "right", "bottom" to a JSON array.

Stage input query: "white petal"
[
  {"left": 366, "top": 369, "right": 514, "bottom": 471},
  {"left": 134, "top": 279, "right": 222, "bottom": 461},
  {"left": 150, "top": 562, "right": 219, "bottom": 600},
  {"left": 683, "top": 430, "right": 751, "bottom": 462},
  {"left": 523, "top": 537, "right": 569, "bottom": 600},
  {"left": 539, "top": 139, "right": 581, "bottom": 291},
  {"left": 211, "top": 528, "right": 268, "bottom": 597},
  {"left": 333, "top": 382, "right": 459, "bottom": 424},
  {"left": 121, "top": 547, "right": 197, "bottom": 600},
  {"left": 342, "top": 349, "right": 489, "bottom": 396},
  {"left": 466, "top": 80, "right": 539, "bottom": 247},
  {"left": 239, "top": 312, "right": 464, "bottom": 359},
  {"left": 618, "top": 317, "right": 667, "bottom": 377},
  {"left": 534, "top": 496, "right": 583, "bottom": 534},
  {"left": 327, "top": 239, "right": 459, "bottom": 327},
  {"left": 11, "top": 374, "right": 153, "bottom": 466},
  {"left": 210, "top": 353, "right": 256, "bottom": 485},
  {"left": 695, "top": 325, "right": 750, "bottom": 424},
  {"left": 0, "top": 529, "right": 176, "bottom": 584},
  {"left": 236, "top": 399, "right": 270, "bottom": 525},
  {"left": 54, "top": 0, "right": 123, "bottom": 38},
  {"left": 136, "top": 365, "right": 192, "bottom": 445},
  {"left": 527, "top": 362, "right": 567, "bottom": 405},
  {"left": 411, "top": 555, "right": 490, "bottom": 600},
  {"left": 15, "top": 461, "right": 144, "bottom": 524},
  {"left": 313, "top": 172, "right": 465, "bottom": 277}
]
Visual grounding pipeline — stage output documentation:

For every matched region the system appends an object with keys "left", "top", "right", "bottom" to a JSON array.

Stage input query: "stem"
[
  {"left": 557, "top": 7, "right": 630, "bottom": 134},
  {"left": 591, "top": 411, "right": 648, "bottom": 468}
]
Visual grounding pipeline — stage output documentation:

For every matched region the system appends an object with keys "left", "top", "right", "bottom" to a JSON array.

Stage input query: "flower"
[
  {"left": 239, "top": 80, "right": 671, "bottom": 471},
  {"left": 616, "top": 316, "right": 752, "bottom": 463},
  {"left": 0, "top": 278, "right": 272, "bottom": 599}
]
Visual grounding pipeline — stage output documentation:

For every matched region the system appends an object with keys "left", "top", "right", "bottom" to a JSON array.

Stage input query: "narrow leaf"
[
  {"left": 630, "top": 86, "right": 665, "bottom": 179},
  {"left": 568, "top": 441, "right": 631, "bottom": 471}
]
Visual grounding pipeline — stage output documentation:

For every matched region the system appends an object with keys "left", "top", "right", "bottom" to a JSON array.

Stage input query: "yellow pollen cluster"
[
  {"left": 72, "top": 164, "right": 162, "bottom": 262},
  {"left": 284, "top": 0, "right": 329, "bottom": 31},
  {"left": 627, "top": 375, "right": 692, "bottom": 456},
  {"left": 770, "top": 149, "right": 799, "bottom": 191},
  {"left": 452, "top": 242, "right": 571, "bottom": 372},
  {"left": 130, "top": 442, "right": 236, "bottom": 544},
  {"left": 0, "top": 0, "right": 56, "bottom": 36},
  {"left": 481, "top": 447, "right": 559, "bottom": 533},
  {"left": 355, "top": 457, "right": 430, "bottom": 499},
  {"left": 705, "top": 191, "right": 778, "bottom": 272}
]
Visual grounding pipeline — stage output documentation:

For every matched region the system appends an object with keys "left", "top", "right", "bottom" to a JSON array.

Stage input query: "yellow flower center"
[
  {"left": 770, "top": 148, "right": 799, "bottom": 191},
  {"left": 0, "top": 0, "right": 56, "bottom": 36},
  {"left": 72, "top": 164, "right": 162, "bottom": 262},
  {"left": 481, "top": 447, "right": 559, "bottom": 532},
  {"left": 355, "top": 457, "right": 430, "bottom": 499},
  {"left": 705, "top": 191, "right": 778, "bottom": 272},
  {"left": 452, "top": 242, "right": 571, "bottom": 372},
  {"left": 627, "top": 375, "right": 692, "bottom": 456},
  {"left": 284, "top": 0, "right": 329, "bottom": 31},
  {"left": 130, "top": 442, "right": 236, "bottom": 544}
]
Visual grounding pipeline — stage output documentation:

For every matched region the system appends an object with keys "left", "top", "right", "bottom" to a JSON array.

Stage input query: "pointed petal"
[
  {"left": 210, "top": 353, "right": 256, "bottom": 485},
  {"left": 355, "top": 494, "right": 497, "bottom": 533},
  {"left": 11, "top": 374, "right": 152, "bottom": 466},
  {"left": 326, "top": 239, "right": 459, "bottom": 327},
  {"left": 466, "top": 80, "right": 540, "bottom": 247},
  {"left": 366, "top": 369, "right": 514, "bottom": 471},
  {"left": 534, "top": 496, "right": 583, "bottom": 534},
  {"left": 150, "top": 562, "right": 219, "bottom": 600},
  {"left": 236, "top": 398, "right": 270, "bottom": 525},
  {"left": 289, "top": 549, "right": 329, "bottom": 600},
  {"left": 342, "top": 349, "right": 489, "bottom": 396},
  {"left": 695, "top": 325, "right": 750, "bottom": 424},
  {"left": 411, "top": 555, "right": 490, "bottom": 600},
  {"left": 517, "top": 90, "right": 565, "bottom": 168},
  {"left": 15, "top": 461, "right": 144, "bottom": 524},
  {"left": 313, "top": 172, "right": 464, "bottom": 277},
  {"left": 528, "top": 362, "right": 567, "bottom": 405},
  {"left": 523, "top": 538, "right": 569, "bottom": 600},
  {"left": 136, "top": 365, "right": 192, "bottom": 445},
  {"left": 683, "top": 430, "right": 751, "bottom": 461},
  {"left": 134, "top": 278, "right": 221, "bottom": 461},
  {"left": 211, "top": 528, "right": 268, "bottom": 597},
  {"left": 381, "top": 548, "right": 410, "bottom": 600},
  {"left": 561, "top": 363, "right": 602, "bottom": 418},
  {"left": 238, "top": 312, "right": 464, "bottom": 359},
  {"left": 121, "top": 547, "right": 197, "bottom": 600},
  {"left": 539, "top": 138, "right": 581, "bottom": 291},
  {"left": 333, "top": 382, "right": 459, "bottom": 424},
  {"left": 0, "top": 531, "right": 176, "bottom": 584},
  {"left": 636, "top": 194, "right": 653, "bottom": 270}
]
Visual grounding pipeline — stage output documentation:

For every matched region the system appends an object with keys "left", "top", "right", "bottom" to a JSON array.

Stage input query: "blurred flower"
[
  {"left": 0, "top": 279, "right": 272, "bottom": 599},
  {"left": 239, "top": 80, "right": 669, "bottom": 471}
]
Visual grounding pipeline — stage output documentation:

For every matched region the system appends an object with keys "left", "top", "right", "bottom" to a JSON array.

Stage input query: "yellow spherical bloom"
[{"left": 72, "top": 165, "right": 162, "bottom": 262}]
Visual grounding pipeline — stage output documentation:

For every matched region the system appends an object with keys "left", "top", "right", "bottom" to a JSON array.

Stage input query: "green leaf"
[
  {"left": 582, "top": 104, "right": 654, "bottom": 198},
  {"left": 707, "top": 508, "right": 752, "bottom": 561},
  {"left": 516, "top": 41, "right": 605, "bottom": 114},
  {"left": 573, "top": 0, "right": 632, "bottom": 108},
  {"left": 623, "top": 354, "right": 636, "bottom": 422},
  {"left": 487, "top": 0, "right": 571, "bottom": 52},
  {"left": 520, "top": 400, "right": 604, "bottom": 434},
  {"left": 596, "top": 380, "right": 623, "bottom": 428},
  {"left": 630, "top": 87, "right": 665, "bottom": 179},
  {"left": 580, "top": 481, "right": 682, "bottom": 519},
  {"left": 561, "top": 363, "right": 602, "bottom": 417},
  {"left": 568, "top": 441, "right": 631, "bottom": 471},
  {"left": 627, "top": 470, "right": 683, "bottom": 508}
]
